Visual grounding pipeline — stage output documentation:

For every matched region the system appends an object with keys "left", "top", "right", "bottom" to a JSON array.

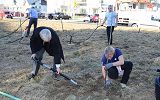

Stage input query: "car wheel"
[{"left": 131, "top": 23, "right": 138, "bottom": 27}]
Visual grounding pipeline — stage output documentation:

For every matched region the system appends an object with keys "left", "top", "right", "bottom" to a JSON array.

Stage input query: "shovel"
[{"left": 32, "top": 58, "right": 78, "bottom": 86}]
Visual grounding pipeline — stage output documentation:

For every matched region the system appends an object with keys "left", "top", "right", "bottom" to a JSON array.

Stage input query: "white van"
[{"left": 118, "top": 11, "right": 160, "bottom": 29}]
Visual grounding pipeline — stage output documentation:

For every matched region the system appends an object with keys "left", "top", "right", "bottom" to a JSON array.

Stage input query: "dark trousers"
[
  {"left": 108, "top": 61, "right": 133, "bottom": 84},
  {"left": 106, "top": 26, "right": 114, "bottom": 45},
  {"left": 32, "top": 48, "right": 45, "bottom": 76},
  {"left": 27, "top": 18, "right": 37, "bottom": 36},
  {"left": 31, "top": 48, "right": 56, "bottom": 76},
  {"left": 155, "top": 77, "right": 160, "bottom": 100}
]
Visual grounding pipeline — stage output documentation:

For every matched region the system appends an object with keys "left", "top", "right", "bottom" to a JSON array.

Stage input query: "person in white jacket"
[{"left": 101, "top": 5, "right": 118, "bottom": 45}]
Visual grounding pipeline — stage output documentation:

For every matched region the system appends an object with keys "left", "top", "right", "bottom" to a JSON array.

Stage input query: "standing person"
[
  {"left": 101, "top": 5, "right": 118, "bottom": 45},
  {"left": 155, "top": 77, "right": 160, "bottom": 100},
  {"left": 26, "top": 6, "right": 38, "bottom": 37},
  {"left": 28, "top": 26, "right": 65, "bottom": 79},
  {"left": 101, "top": 46, "right": 133, "bottom": 89}
]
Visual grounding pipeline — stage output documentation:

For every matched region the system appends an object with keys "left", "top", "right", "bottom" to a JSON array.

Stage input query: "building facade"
[
  {"left": 0, "top": 0, "right": 159, "bottom": 18},
  {"left": 117, "top": 0, "right": 160, "bottom": 11}
]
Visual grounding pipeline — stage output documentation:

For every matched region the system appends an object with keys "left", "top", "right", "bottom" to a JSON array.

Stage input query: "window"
[
  {"left": 139, "top": 3, "right": 145, "bottom": 9},
  {"left": 79, "top": 3, "right": 86, "bottom": 6},
  {"left": 80, "top": 9, "right": 86, "bottom": 14},
  {"left": 93, "top": 8, "right": 98, "bottom": 14}
]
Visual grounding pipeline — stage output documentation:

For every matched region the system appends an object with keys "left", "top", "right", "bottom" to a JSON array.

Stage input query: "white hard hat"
[{"left": 39, "top": 29, "right": 52, "bottom": 42}]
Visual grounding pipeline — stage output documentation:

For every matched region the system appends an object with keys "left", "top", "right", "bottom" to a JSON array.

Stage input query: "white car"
[{"left": 83, "top": 15, "right": 91, "bottom": 22}]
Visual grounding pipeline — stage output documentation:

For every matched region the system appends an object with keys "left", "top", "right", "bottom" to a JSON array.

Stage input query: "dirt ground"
[{"left": 0, "top": 19, "right": 160, "bottom": 100}]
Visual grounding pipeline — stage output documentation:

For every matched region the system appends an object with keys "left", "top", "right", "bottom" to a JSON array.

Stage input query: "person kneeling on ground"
[
  {"left": 101, "top": 46, "right": 133, "bottom": 88},
  {"left": 28, "top": 26, "right": 65, "bottom": 79},
  {"left": 155, "top": 77, "right": 160, "bottom": 100}
]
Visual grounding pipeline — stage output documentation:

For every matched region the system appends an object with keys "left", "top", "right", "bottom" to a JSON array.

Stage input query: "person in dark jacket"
[
  {"left": 155, "top": 77, "right": 160, "bottom": 100},
  {"left": 29, "top": 26, "right": 64, "bottom": 79}
]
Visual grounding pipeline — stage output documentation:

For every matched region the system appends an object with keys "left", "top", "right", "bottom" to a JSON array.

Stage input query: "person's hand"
[
  {"left": 105, "top": 63, "right": 113, "bottom": 69},
  {"left": 31, "top": 54, "right": 36, "bottom": 59},
  {"left": 56, "top": 64, "right": 61, "bottom": 74},
  {"left": 56, "top": 67, "right": 61, "bottom": 74}
]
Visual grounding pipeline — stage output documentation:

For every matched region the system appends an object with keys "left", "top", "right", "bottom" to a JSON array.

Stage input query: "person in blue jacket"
[
  {"left": 101, "top": 46, "right": 133, "bottom": 89},
  {"left": 26, "top": 6, "right": 38, "bottom": 37}
]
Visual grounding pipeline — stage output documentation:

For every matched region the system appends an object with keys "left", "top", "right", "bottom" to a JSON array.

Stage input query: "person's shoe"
[
  {"left": 120, "top": 83, "right": 130, "bottom": 89},
  {"left": 120, "top": 83, "right": 126, "bottom": 88},
  {"left": 28, "top": 74, "right": 35, "bottom": 80},
  {"left": 120, "top": 83, "right": 132, "bottom": 90}
]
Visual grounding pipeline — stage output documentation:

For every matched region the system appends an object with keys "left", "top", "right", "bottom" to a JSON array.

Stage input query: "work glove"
[
  {"left": 104, "top": 79, "right": 112, "bottom": 90},
  {"left": 104, "top": 80, "right": 112, "bottom": 85},
  {"left": 105, "top": 63, "right": 113, "bottom": 69},
  {"left": 31, "top": 54, "right": 36, "bottom": 59}
]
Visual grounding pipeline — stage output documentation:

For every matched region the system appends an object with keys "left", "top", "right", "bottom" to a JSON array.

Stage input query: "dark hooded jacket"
[{"left": 30, "top": 26, "right": 64, "bottom": 64}]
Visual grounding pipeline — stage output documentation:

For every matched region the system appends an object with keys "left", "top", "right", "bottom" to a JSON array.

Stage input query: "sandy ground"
[{"left": 0, "top": 19, "right": 160, "bottom": 100}]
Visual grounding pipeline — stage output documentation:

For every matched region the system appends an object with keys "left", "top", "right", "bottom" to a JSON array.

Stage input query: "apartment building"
[
  {"left": 75, "top": 0, "right": 108, "bottom": 15},
  {"left": 117, "top": 0, "right": 160, "bottom": 11},
  {"left": 47, "top": 0, "right": 74, "bottom": 15},
  {"left": 47, "top": 0, "right": 110, "bottom": 16}
]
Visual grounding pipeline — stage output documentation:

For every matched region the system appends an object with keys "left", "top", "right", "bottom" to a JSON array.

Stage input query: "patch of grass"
[{"left": 73, "top": 51, "right": 80, "bottom": 57}]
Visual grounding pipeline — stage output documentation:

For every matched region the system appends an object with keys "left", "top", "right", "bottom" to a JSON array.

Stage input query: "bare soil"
[{"left": 0, "top": 19, "right": 160, "bottom": 100}]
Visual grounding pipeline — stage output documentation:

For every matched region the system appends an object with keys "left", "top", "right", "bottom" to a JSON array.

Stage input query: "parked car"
[
  {"left": 83, "top": 15, "right": 92, "bottom": 22},
  {"left": 57, "top": 13, "right": 71, "bottom": 20},
  {"left": 91, "top": 14, "right": 99, "bottom": 23},
  {"left": 4, "top": 11, "right": 13, "bottom": 19},
  {"left": 48, "top": 13, "right": 54, "bottom": 19},
  {"left": 38, "top": 13, "right": 46, "bottom": 19},
  {"left": 5, "top": 14, "right": 13, "bottom": 19},
  {"left": 48, "top": 12, "right": 71, "bottom": 20}
]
